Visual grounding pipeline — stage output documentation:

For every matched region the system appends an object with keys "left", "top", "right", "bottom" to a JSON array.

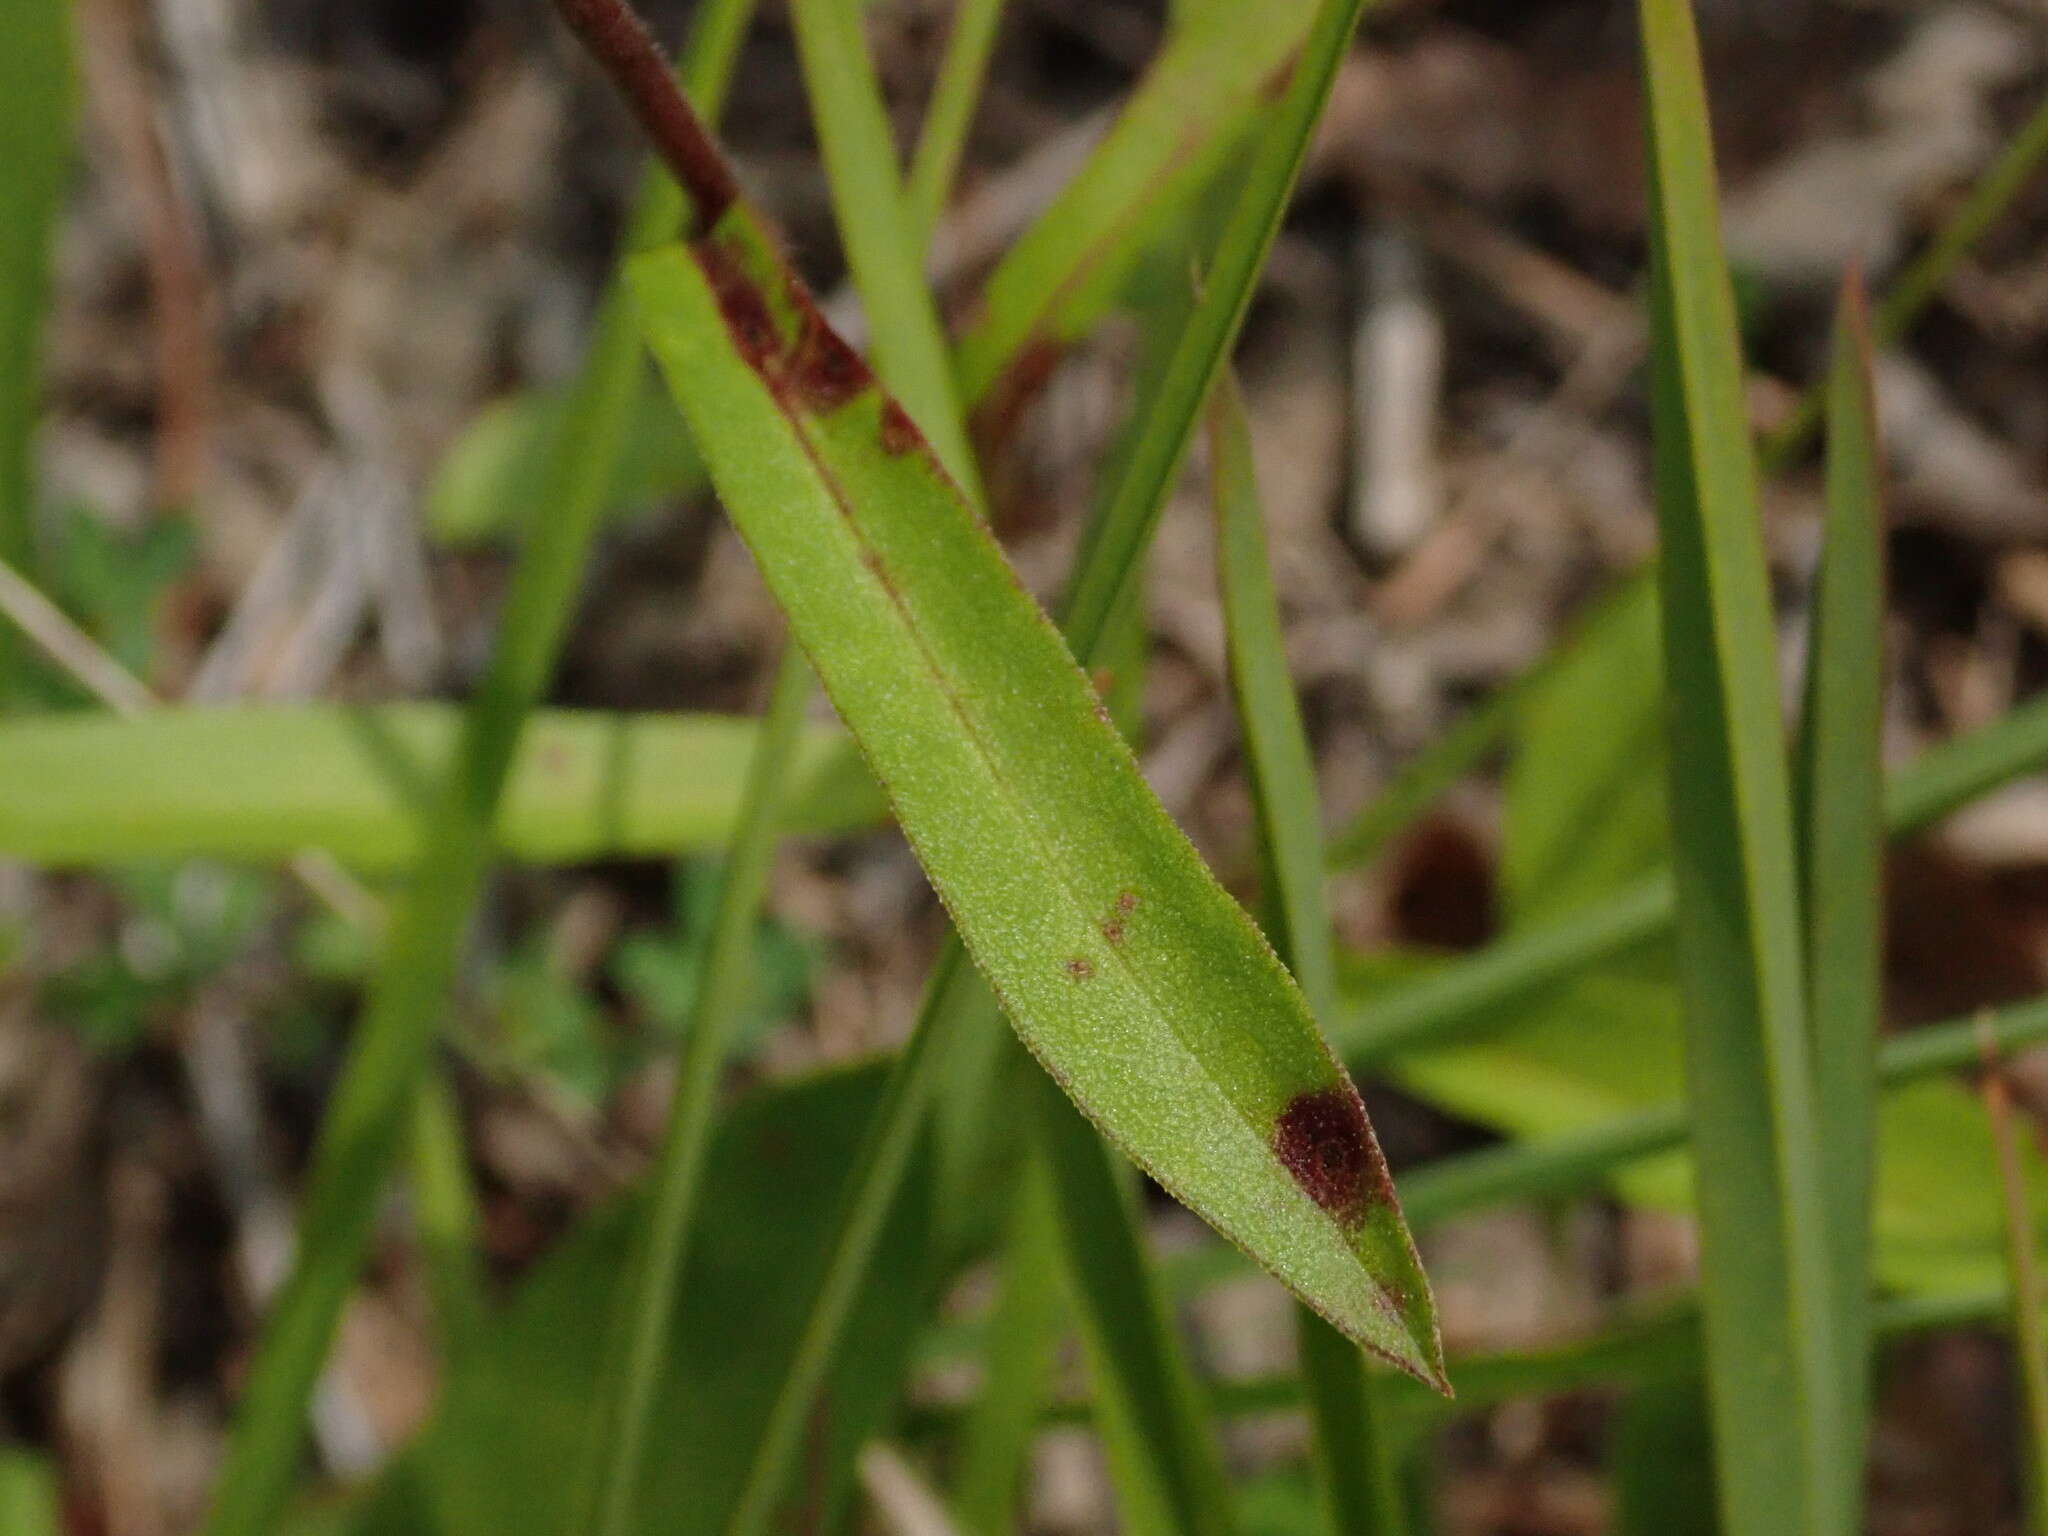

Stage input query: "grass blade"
[
  {"left": 953, "top": 0, "right": 1320, "bottom": 408},
  {"left": 1981, "top": 1032, "right": 2048, "bottom": 1535},
  {"left": 1209, "top": 371, "right": 1414, "bottom": 1531},
  {"left": 1059, "top": 0, "right": 1383, "bottom": 660},
  {"left": 1639, "top": 2, "right": 1840, "bottom": 1530},
  {"left": 951, "top": 1154, "right": 1064, "bottom": 1536},
  {"left": 0, "top": 0, "right": 73, "bottom": 693},
  {"left": 624, "top": 81, "right": 1440, "bottom": 1395},
  {"left": 199, "top": 11, "right": 759, "bottom": 1532},
  {"left": 903, "top": 0, "right": 1006, "bottom": 247},
  {"left": 1797, "top": 268, "right": 1888, "bottom": 1497},
  {"left": 788, "top": 0, "right": 981, "bottom": 499},
  {"left": 571, "top": 645, "right": 813, "bottom": 1536},
  {"left": 1030, "top": 1070, "right": 1237, "bottom": 1536},
  {"left": 0, "top": 704, "right": 882, "bottom": 869}
]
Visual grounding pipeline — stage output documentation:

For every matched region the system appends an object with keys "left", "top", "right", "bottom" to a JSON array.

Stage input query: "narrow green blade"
[
  {"left": 0, "top": 0, "right": 72, "bottom": 691},
  {"left": 1209, "top": 369, "right": 1413, "bottom": 1530},
  {"left": 1796, "top": 268, "right": 1888, "bottom": 1500},
  {"left": 788, "top": 0, "right": 981, "bottom": 499},
  {"left": 571, "top": 646, "right": 814, "bottom": 1536},
  {"left": 951, "top": 1154, "right": 1065, "bottom": 1536},
  {"left": 1031, "top": 1070, "right": 1237, "bottom": 1536},
  {"left": 0, "top": 704, "right": 881, "bottom": 869},
  {"left": 1639, "top": 2, "right": 1842, "bottom": 1533}
]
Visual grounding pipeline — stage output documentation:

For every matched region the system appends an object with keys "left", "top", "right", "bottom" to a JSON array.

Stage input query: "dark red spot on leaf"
[
  {"left": 1116, "top": 890, "right": 1139, "bottom": 914},
  {"left": 788, "top": 287, "right": 871, "bottom": 410},
  {"left": 879, "top": 400, "right": 920, "bottom": 455},
  {"left": 697, "top": 234, "right": 782, "bottom": 374},
  {"left": 1064, "top": 957, "right": 1094, "bottom": 980},
  {"left": 1274, "top": 1086, "right": 1392, "bottom": 1224},
  {"left": 1100, "top": 918, "right": 1124, "bottom": 945}
]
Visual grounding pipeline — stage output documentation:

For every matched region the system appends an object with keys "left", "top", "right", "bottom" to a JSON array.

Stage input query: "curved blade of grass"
[
  {"left": 198, "top": 11, "right": 759, "bottom": 1534},
  {"left": 903, "top": 0, "right": 1006, "bottom": 247},
  {"left": 1639, "top": 2, "right": 1840, "bottom": 1530},
  {"left": 571, "top": 644, "right": 813, "bottom": 1536},
  {"left": 1030, "top": 1069, "right": 1237, "bottom": 1536},
  {"left": 0, "top": 0, "right": 73, "bottom": 693},
  {"left": 1209, "top": 370, "right": 1416, "bottom": 1531},
  {"left": 0, "top": 703, "right": 881, "bottom": 869},
  {"left": 1336, "top": 683, "right": 2048, "bottom": 1067},
  {"left": 1796, "top": 268, "right": 1887, "bottom": 1497},
  {"left": 953, "top": 0, "right": 1320, "bottom": 409},
  {"left": 789, "top": 0, "right": 981, "bottom": 500},
  {"left": 1059, "top": 0, "right": 1383, "bottom": 661},
  {"left": 627, "top": 114, "right": 1439, "bottom": 1400},
  {"left": 951, "top": 1153, "right": 1065, "bottom": 1536}
]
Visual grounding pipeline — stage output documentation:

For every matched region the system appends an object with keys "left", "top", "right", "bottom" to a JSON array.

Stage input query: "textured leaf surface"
[{"left": 629, "top": 205, "right": 1442, "bottom": 1382}]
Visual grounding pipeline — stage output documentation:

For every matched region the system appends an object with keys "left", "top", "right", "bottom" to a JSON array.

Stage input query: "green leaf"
[
  {"left": 423, "top": 378, "right": 704, "bottom": 546},
  {"left": 1210, "top": 370, "right": 1409, "bottom": 1532},
  {"left": 570, "top": 646, "right": 815, "bottom": 1536},
  {"left": 0, "top": 0, "right": 71, "bottom": 688},
  {"left": 1639, "top": 2, "right": 1842, "bottom": 1530},
  {"left": 0, "top": 704, "right": 881, "bottom": 869},
  {"left": 630, "top": 193, "right": 1441, "bottom": 1379},
  {"left": 1796, "top": 269, "right": 1888, "bottom": 1494},
  {"left": 379, "top": 1064, "right": 931, "bottom": 1536}
]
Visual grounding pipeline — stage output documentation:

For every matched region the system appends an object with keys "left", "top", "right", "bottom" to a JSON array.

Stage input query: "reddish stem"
[{"left": 551, "top": 0, "right": 738, "bottom": 233}]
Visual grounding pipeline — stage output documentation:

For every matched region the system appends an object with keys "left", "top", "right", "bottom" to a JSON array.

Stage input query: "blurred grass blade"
[
  {"left": 572, "top": 645, "right": 813, "bottom": 1536},
  {"left": 1797, "top": 268, "right": 1888, "bottom": 1492},
  {"left": 1031, "top": 1071, "right": 1237, "bottom": 1536},
  {"left": 788, "top": 0, "right": 981, "bottom": 499},
  {"left": 721, "top": 947, "right": 986, "bottom": 1536},
  {"left": 0, "top": 0, "right": 73, "bottom": 691},
  {"left": 1981, "top": 1035, "right": 2048, "bottom": 1535},
  {"left": 1613, "top": 1376, "right": 1719, "bottom": 1536},
  {"left": 1059, "top": 0, "right": 1382, "bottom": 660},
  {"left": 904, "top": 0, "right": 1006, "bottom": 246},
  {"left": 408, "top": 1078, "right": 485, "bottom": 1365},
  {"left": 952, "top": 1156, "right": 1065, "bottom": 1536},
  {"left": 630, "top": 157, "right": 1440, "bottom": 1389},
  {"left": 1395, "top": 991, "right": 2048, "bottom": 1231},
  {"left": 199, "top": 11, "right": 760, "bottom": 1534},
  {"left": 0, "top": 1450, "right": 60, "bottom": 1536},
  {"left": 1325, "top": 675, "right": 1531, "bottom": 874},
  {"left": 0, "top": 704, "right": 881, "bottom": 869},
  {"left": 1639, "top": 1, "right": 1841, "bottom": 1531},
  {"left": 953, "top": 0, "right": 1321, "bottom": 409},
  {"left": 1337, "top": 685, "right": 2048, "bottom": 1069},
  {"left": 1209, "top": 370, "right": 1411, "bottom": 1530}
]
